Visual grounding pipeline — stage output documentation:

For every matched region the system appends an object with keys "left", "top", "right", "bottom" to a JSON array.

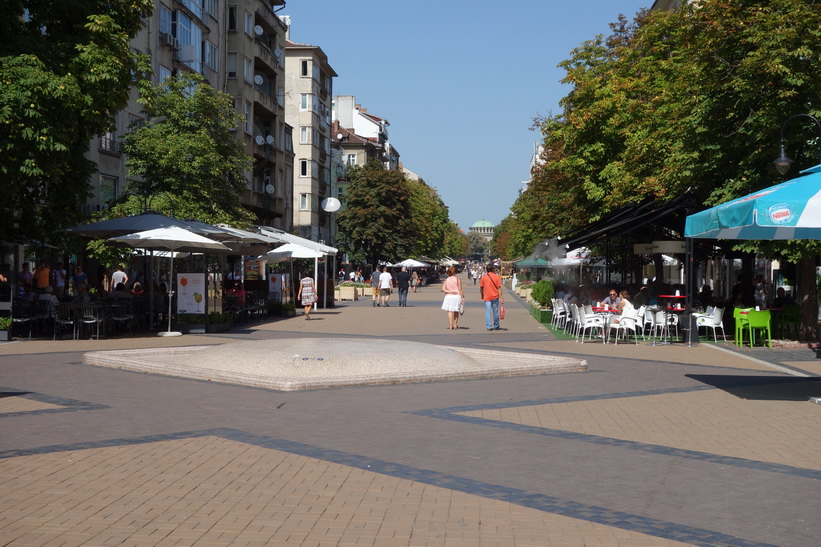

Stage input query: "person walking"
[
  {"left": 440, "top": 267, "right": 464, "bottom": 330},
  {"left": 379, "top": 267, "right": 394, "bottom": 307},
  {"left": 297, "top": 271, "right": 316, "bottom": 320},
  {"left": 480, "top": 264, "right": 504, "bottom": 331},
  {"left": 411, "top": 270, "right": 419, "bottom": 293},
  {"left": 395, "top": 266, "right": 411, "bottom": 306},
  {"left": 370, "top": 266, "right": 382, "bottom": 307}
]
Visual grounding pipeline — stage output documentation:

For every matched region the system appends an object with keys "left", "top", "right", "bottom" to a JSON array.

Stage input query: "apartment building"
[
  {"left": 282, "top": 18, "right": 337, "bottom": 243},
  {"left": 225, "top": 1, "right": 292, "bottom": 230},
  {"left": 332, "top": 96, "right": 400, "bottom": 171},
  {"left": 84, "top": 0, "right": 293, "bottom": 230}
]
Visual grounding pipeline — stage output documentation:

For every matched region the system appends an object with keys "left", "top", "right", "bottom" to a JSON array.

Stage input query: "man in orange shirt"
[
  {"left": 480, "top": 265, "right": 505, "bottom": 331},
  {"left": 33, "top": 261, "right": 51, "bottom": 295}
]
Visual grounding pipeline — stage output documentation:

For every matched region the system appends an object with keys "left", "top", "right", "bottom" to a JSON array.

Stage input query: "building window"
[
  {"left": 100, "top": 175, "right": 118, "bottom": 207},
  {"left": 159, "top": 5, "right": 172, "bottom": 34},
  {"left": 299, "top": 193, "right": 309, "bottom": 210},
  {"left": 300, "top": 93, "right": 310, "bottom": 111},
  {"left": 299, "top": 160, "right": 309, "bottom": 177},
  {"left": 244, "top": 11, "right": 253, "bottom": 35},
  {"left": 300, "top": 60, "right": 309, "bottom": 77},
  {"left": 244, "top": 101, "right": 251, "bottom": 134},
  {"left": 158, "top": 64, "right": 172, "bottom": 83},
  {"left": 204, "top": 0, "right": 217, "bottom": 17},
  {"left": 227, "top": 6, "right": 237, "bottom": 30},
  {"left": 243, "top": 57, "right": 252, "bottom": 83},
  {"left": 227, "top": 52, "right": 237, "bottom": 78},
  {"left": 204, "top": 40, "right": 218, "bottom": 70},
  {"left": 346, "top": 154, "right": 357, "bottom": 166},
  {"left": 299, "top": 126, "right": 310, "bottom": 144},
  {"left": 99, "top": 130, "right": 118, "bottom": 153},
  {"left": 284, "top": 126, "right": 293, "bottom": 153}
]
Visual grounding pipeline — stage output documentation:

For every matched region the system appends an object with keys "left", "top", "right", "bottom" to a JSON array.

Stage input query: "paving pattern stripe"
[
  {"left": 0, "top": 385, "right": 109, "bottom": 418},
  {"left": 0, "top": 427, "right": 779, "bottom": 547},
  {"left": 412, "top": 390, "right": 821, "bottom": 481}
]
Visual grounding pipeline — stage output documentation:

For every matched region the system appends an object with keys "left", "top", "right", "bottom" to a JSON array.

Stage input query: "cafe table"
[{"left": 656, "top": 294, "right": 687, "bottom": 344}]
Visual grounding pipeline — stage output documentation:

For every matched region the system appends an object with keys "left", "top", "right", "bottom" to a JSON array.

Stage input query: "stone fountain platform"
[{"left": 83, "top": 338, "right": 587, "bottom": 391}]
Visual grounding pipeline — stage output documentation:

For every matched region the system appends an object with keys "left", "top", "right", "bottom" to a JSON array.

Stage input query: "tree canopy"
[
  {"left": 501, "top": 0, "right": 821, "bottom": 252},
  {"left": 336, "top": 162, "right": 460, "bottom": 265},
  {"left": 120, "top": 72, "right": 254, "bottom": 226},
  {"left": 0, "top": 0, "right": 153, "bottom": 242}
]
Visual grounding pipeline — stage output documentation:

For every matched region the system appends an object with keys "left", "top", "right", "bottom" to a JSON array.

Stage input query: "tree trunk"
[{"left": 797, "top": 257, "right": 818, "bottom": 343}]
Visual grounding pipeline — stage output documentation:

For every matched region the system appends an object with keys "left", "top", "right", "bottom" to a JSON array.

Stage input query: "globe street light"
[{"left": 773, "top": 113, "right": 821, "bottom": 175}]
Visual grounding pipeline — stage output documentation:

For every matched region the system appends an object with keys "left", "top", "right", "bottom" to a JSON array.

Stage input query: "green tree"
[
  {"left": 442, "top": 222, "right": 469, "bottom": 258},
  {"left": 406, "top": 178, "right": 451, "bottom": 258},
  {"left": 121, "top": 72, "right": 254, "bottom": 226},
  {"left": 501, "top": 0, "right": 821, "bottom": 339},
  {"left": 0, "top": 0, "right": 153, "bottom": 242},
  {"left": 337, "top": 161, "right": 413, "bottom": 265}
]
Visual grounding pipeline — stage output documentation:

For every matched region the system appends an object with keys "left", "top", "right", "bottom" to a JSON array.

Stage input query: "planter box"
[
  {"left": 0, "top": 330, "right": 9, "bottom": 341},
  {"left": 179, "top": 324, "right": 205, "bottom": 334},
  {"left": 520, "top": 288, "right": 532, "bottom": 300},
  {"left": 337, "top": 286, "right": 358, "bottom": 301},
  {"left": 206, "top": 322, "right": 231, "bottom": 333},
  {"left": 534, "top": 308, "right": 552, "bottom": 324}
]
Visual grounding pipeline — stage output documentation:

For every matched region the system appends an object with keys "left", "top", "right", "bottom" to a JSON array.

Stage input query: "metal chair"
[
  {"left": 55, "top": 303, "right": 77, "bottom": 340},
  {"left": 11, "top": 301, "right": 34, "bottom": 339},
  {"left": 111, "top": 301, "right": 135, "bottom": 335},
  {"left": 76, "top": 305, "right": 103, "bottom": 340}
]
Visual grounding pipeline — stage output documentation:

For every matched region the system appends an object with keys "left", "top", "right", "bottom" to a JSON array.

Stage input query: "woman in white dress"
[{"left": 440, "top": 267, "right": 464, "bottom": 330}]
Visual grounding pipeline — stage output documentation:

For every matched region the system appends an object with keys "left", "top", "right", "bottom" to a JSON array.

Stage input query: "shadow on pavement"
[{"left": 686, "top": 374, "right": 821, "bottom": 401}]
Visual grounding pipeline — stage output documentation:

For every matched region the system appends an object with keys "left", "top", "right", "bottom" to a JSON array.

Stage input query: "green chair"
[
  {"left": 745, "top": 310, "right": 772, "bottom": 348},
  {"left": 733, "top": 308, "right": 752, "bottom": 347},
  {"left": 779, "top": 304, "right": 800, "bottom": 339}
]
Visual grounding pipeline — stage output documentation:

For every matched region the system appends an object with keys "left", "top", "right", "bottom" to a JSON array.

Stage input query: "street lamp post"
[{"left": 773, "top": 113, "right": 821, "bottom": 175}]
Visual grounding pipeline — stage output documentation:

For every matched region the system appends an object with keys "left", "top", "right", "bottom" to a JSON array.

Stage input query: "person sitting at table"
[
  {"left": 600, "top": 288, "right": 620, "bottom": 308},
  {"left": 72, "top": 282, "right": 91, "bottom": 305},
  {"left": 112, "top": 282, "right": 133, "bottom": 299},
  {"left": 35, "top": 286, "right": 60, "bottom": 318},
  {"left": 131, "top": 282, "right": 145, "bottom": 296},
  {"left": 772, "top": 287, "right": 794, "bottom": 308}
]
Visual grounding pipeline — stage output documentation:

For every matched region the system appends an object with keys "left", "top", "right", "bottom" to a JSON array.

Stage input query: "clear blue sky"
[{"left": 281, "top": 1, "right": 651, "bottom": 233}]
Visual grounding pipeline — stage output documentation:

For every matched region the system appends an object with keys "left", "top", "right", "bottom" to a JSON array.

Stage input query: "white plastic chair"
[
  {"left": 576, "top": 305, "right": 604, "bottom": 343},
  {"left": 696, "top": 306, "right": 726, "bottom": 342}
]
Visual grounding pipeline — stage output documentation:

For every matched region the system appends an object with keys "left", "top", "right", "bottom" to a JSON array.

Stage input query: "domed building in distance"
[{"left": 468, "top": 219, "right": 495, "bottom": 241}]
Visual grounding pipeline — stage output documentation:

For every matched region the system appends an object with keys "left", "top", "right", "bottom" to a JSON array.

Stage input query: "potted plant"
[
  {"left": 0, "top": 316, "right": 11, "bottom": 341},
  {"left": 530, "top": 280, "right": 554, "bottom": 323},
  {"left": 206, "top": 312, "right": 232, "bottom": 333},
  {"left": 177, "top": 313, "right": 206, "bottom": 334},
  {"left": 281, "top": 302, "right": 296, "bottom": 317}
]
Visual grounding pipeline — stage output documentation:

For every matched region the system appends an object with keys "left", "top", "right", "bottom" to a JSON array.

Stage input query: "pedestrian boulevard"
[{"left": 1, "top": 275, "right": 819, "bottom": 546}]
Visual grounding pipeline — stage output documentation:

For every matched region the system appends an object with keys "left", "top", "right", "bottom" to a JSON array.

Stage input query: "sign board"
[{"left": 176, "top": 273, "right": 206, "bottom": 314}]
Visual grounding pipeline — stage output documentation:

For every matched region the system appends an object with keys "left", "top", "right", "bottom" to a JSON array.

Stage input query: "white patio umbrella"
[
  {"left": 259, "top": 243, "right": 325, "bottom": 310},
  {"left": 109, "top": 227, "right": 230, "bottom": 336},
  {"left": 395, "top": 258, "right": 430, "bottom": 268}
]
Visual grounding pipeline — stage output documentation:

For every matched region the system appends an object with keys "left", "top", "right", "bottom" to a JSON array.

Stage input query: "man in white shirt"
[
  {"left": 379, "top": 267, "right": 394, "bottom": 307},
  {"left": 111, "top": 265, "right": 128, "bottom": 288}
]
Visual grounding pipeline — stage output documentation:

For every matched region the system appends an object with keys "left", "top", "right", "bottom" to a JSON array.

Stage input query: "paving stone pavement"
[{"left": 1, "top": 274, "right": 820, "bottom": 546}]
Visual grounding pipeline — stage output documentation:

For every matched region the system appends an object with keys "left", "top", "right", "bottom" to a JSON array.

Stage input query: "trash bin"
[{"left": 683, "top": 314, "right": 699, "bottom": 345}]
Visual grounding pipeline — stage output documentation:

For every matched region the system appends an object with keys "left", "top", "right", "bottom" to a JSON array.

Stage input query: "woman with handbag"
[
  {"left": 440, "top": 267, "right": 463, "bottom": 330},
  {"left": 297, "top": 271, "right": 316, "bottom": 320}
]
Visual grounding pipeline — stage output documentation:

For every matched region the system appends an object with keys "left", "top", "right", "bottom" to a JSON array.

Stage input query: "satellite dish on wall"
[
  {"left": 321, "top": 197, "right": 341, "bottom": 212},
  {"left": 336, "top": 133, "right": 344, "bottom": 140},
  {"left": 254, "top": 25, "right": 264, "bottom": 36},
  {"left": 265, "top": 135, "right": 275, "bottom": 145},
  {"left": 254, "top": 74, "right": 264, "bottom": 85},
  {"left": 274, "top": 48, "right": 283, "bottom": 58},
  {"left": 255, "top": 135, "right": 265, "bottom": 146},
  {"left": 265, "top": 184, "right": 275, "bottom": 195}
]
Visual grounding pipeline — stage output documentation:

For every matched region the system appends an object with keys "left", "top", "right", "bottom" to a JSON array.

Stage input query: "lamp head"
[{"left": 773, "top": 143, "right": 794, "bottom": 176}]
